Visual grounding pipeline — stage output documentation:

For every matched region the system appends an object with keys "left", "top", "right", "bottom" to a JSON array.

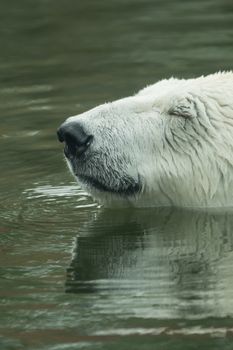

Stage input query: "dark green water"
[{"left": 1, "top": 1, "right": 233, "bottom": 349}]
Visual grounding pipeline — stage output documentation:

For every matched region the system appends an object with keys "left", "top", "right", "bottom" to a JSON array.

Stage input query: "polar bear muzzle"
[
  {"left": 57, "top": 120, "right": 142, "bottom": 198},
  {"left": 57, "top": 121, "right": 93, "bottom": 158}
]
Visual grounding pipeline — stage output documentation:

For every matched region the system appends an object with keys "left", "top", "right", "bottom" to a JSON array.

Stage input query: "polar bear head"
[{"left": 57, "top": 72, "right": 233, "bottom": 208}]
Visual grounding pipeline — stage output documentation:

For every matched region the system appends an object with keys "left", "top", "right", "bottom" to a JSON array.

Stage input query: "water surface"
[{"left": 1, "top": 0, "right": 233, "bottom": 349}]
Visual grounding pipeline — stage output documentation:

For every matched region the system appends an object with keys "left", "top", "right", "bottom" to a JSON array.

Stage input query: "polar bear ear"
[{"left": 168, "top": 98, "right": 197, "bottom": 119}]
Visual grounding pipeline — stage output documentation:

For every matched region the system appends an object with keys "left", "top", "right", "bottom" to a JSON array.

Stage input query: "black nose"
[{"left": 57, "top": 122, "right": 93, "bottom": 157}]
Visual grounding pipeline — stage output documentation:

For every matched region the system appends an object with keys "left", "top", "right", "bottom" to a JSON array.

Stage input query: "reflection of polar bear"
[
  {"left": 58, "top": 72, "right": 233, "bottom": 208},
  {"left": 66, "top": 209, "right": 233, "bottom": 319}
]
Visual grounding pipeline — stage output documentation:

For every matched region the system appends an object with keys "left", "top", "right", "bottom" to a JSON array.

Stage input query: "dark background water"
[{"left": 1, "top": 0, "right": 233, "bottom": 349}]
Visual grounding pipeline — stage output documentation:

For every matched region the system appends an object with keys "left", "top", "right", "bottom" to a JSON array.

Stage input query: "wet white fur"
[{"left": 65, "top": 72, "right": 233, "bottom": 208}]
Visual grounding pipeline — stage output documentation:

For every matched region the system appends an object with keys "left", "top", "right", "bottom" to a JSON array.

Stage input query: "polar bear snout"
[{"left": 57, "top": 122, "right": 93, "bottom": 158}]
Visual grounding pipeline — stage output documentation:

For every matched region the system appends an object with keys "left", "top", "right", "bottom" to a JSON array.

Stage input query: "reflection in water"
[{"left": 67, "top": 209, "right": 233, "bottom": 320}]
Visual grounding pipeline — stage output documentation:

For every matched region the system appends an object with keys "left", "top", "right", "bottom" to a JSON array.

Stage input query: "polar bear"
[{"left": 57, "top": 72, "right": 233, "bottom": 208}]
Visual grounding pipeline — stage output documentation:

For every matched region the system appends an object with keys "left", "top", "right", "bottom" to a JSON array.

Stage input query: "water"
[{"left": 1, "top": 0, "right": 233, "bottom": 349}]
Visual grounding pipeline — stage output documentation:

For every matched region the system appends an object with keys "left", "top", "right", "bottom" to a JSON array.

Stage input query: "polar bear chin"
[
  {"left": 77, "top": 173, "right": 142, "bottom": 196},
  {"left": 58, "top": 72, "right": 233, "bottom": 208}
]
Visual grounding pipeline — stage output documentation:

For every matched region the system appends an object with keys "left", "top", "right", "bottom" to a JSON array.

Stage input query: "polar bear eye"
[
  {"left": 168, "top": 96, "right": 198, "bottom": 119},
  {"left": 169, "top": 105, "right": 193, "bottom": 119}
]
